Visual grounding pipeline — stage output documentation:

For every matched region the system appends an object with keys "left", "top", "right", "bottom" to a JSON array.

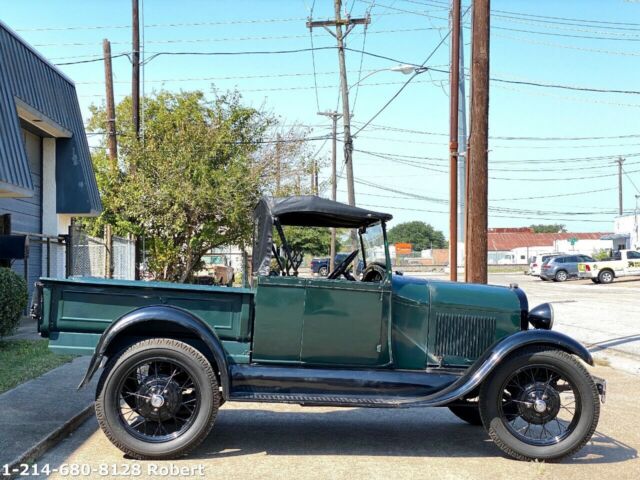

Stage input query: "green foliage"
[
  {"left": 282, "top": 226, "right": 333, "bottom": 256},
  {"left": 387, "top": 221, "right": 447, "bottom": 251},
  {"left": 0, "top": 268, "right": 28, "bottom": 338},
  {"left": 592, "top": 249, "right": 611, "bottom": 261},
  {"left": 530, "top": 224, "right": 567, "bottom": 233},
  {"left": 84, "top": 89, "right": 325, "bottom": 282}
]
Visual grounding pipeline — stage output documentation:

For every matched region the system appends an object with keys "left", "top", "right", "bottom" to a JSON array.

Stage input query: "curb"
[{"left": 3, "top": 403, "right": 95, "bottom": 480}]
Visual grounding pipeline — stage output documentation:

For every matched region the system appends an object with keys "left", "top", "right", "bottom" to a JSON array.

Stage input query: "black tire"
[
  {"left": 540, "top": 277, "right": 549, "bottom": 282},
  {"left": 95, "top": 338, "right": 220, "bottom": 460},
  {"left": 598, "top": 269, "right": 614, "bottom": 284},
  {"left": 448, "top": 404, "right": 483, "bottom": 426},
  {"left": 318, "top": 266, "right": 329, "bottom": 276},
  {"left": 554, "top": 270, "right": 568, "bottom": 282},
  {"left": 479, "top": 347, "right": 599, "bottom": 461},
  {"left": 591, "top": 278, "right": 600, "bottom": 284}
]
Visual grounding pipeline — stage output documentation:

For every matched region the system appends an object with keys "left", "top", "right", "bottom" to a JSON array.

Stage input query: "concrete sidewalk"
[{"left": 0, "top": 356, "right": 97, "bottom": 471}]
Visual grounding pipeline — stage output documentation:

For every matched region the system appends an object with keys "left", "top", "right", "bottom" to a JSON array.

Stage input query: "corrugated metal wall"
[
  {"left": 0, "top": 22, "right": 101, "bottom": 213},
  {"left": 5, "top": 129, "right": 42, "bottom": 292}
]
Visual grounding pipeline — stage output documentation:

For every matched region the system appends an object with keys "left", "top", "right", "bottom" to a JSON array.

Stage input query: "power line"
[{"left": 353, "top": 5, "right": 472, "bottom": 137}]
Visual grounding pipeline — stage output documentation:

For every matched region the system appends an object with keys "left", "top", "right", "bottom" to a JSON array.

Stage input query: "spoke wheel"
[
  {"left": 117, "top": 358, "right": 200, "bottom": 443},
  {"left": 499, "top": 366, "right": 579, "bottom": 446},
  {"left": 96, "top": 338, "right": 220, "bottom": 460},
  {"left": 479, "top": 348, "right": 599, "bottom": 461}
]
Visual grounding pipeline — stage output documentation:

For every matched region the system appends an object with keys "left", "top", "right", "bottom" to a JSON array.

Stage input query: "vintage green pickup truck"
[{"left": 32, "top": 196, "right": 605, "bottom": 461}]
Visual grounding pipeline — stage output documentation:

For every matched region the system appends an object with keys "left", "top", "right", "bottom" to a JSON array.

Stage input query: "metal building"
[{"left": 0, "top": 20, "right": 101, "bottom": 290}]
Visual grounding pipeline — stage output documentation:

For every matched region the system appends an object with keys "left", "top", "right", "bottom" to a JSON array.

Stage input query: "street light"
[{"left": 347, "top": 64, "right": 426, "bottom": 92}]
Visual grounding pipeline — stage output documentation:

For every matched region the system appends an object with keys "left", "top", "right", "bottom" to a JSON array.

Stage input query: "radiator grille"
[{"left": 433, "top": 312, "right": 496, "bottom": 359}]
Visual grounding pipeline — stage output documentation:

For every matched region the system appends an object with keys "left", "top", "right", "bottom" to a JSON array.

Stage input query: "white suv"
[{"left": 528, "top": 253, "right": 563, "bottom": 277}]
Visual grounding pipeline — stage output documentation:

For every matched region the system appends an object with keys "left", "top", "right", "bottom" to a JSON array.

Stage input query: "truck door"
[
  {"left": 625, "top": 251, "right": 640, "bottom": 275},
  {"left": 299, "top": 278, "right": 391, "bottom": 367}
]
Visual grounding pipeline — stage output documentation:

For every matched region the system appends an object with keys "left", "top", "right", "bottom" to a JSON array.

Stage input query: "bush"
[{"left": 0, "top": 268, "right": 28, "bottom": 338}]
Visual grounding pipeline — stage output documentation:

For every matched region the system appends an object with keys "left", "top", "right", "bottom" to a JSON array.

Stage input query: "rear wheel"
[
  {"left": 448, "top": 404, "right": 482, "bottom": 426},
  {"left": 554, "top": 270, "right": 568, "bottom": 282},
  {"left": 95, "top": 338, "right": 220, "bottom": 459},
  {"left": 591, "top": 278, "right": 600, "bottom": 284},
  {"left": 479, "top": 348, "right": 599, "bottom": 461},
  {"left": 318, "top": 266, "right": 329, "bottom": 276},
  {"left": 598, "top": 270, "right": 614, "bottom": 284}
]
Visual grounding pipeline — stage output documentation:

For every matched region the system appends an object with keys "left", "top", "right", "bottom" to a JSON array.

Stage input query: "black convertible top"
[
  {"left": 254, "top": 195, "right": 392, "bottom": 228},
  {"left": 252, "top": 195, "right": 392, "bottom": 275}
]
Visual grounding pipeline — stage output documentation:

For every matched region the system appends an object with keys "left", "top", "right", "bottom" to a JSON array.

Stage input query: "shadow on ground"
[{"left": 190, "top": 407, "right": 637, "bottom": 464}]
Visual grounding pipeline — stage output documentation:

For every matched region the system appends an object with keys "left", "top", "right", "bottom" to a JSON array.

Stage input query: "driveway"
[{"left": 39, "top": 365, "right": 638, "bottom": 480}]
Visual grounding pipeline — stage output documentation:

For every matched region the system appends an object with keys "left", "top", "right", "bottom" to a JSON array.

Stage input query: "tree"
[
  {"left": 387, "top": 221, "right": 447, "bottom": 251},
  {"left": 530, "top": 224, "right": 567, "bottom": 233},
  {"left": 85, "top": 90, "right": 318, "bottom": 282}
]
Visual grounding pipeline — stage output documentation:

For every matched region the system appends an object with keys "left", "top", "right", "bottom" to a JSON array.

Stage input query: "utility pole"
[
  {"left": 103, "top": 39, "right": 118, "bottom": 279},
  {"left": 308, "top": 2, "right": 369, "bottom": 252},
  {"left": 465, "top": 0, "right": 490, "bottom": 284},
  {"left": 103, "top": 39, "right": 118, "bottom": 173},
  {"left": 457, "top": 9, "right": 468, "bottom": 276},
  {"left": 617, "top": 156, "right": 625, "bottom": 215},
  {"left": 319, "top": 110, "right": 342, "bottom": 271},
  {"left": 449, "top": 0, "right": 461, "bottom": 282},
  {"left": 132, "top": 0, "right": 140, "bottom": 140}
]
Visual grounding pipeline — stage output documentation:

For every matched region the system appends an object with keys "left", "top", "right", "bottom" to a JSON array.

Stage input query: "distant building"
[
  {"left": 609, "top": 213, "right": 639, "bottom": 251},
  {"left": 0, "top": 21, "right": 101, "bottom": 288},
  {"left": 487, "top": 228, "right": 613, "bottom": 264}
]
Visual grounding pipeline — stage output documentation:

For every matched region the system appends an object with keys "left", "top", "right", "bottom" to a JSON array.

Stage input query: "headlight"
[{"left": 528, "top": 303, "right": 554, "bottom": 330}]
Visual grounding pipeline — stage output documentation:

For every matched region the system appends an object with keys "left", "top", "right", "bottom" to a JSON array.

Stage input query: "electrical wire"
[{"left": 308, "top": 0, "right": 321, "bottom": 112}]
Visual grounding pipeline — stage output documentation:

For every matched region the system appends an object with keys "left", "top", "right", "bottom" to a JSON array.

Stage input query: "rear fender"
[{"left": 77, "top": 305, "right": 230, "bottom": 399}]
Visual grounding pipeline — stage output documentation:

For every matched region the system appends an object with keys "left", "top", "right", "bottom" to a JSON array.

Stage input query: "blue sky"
[{"left": 2, "top": 0, "right": 640, "bottom": 236}]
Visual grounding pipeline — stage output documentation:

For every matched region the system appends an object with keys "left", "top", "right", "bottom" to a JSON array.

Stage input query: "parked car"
[
  {"left": 528, "top": 253, "right": 563, "bottom": 277},
  {"left": 540, "top": 254, "right": 596, "bottom": 282},
  {"left": 578, "top": 250, "right": 640, "bottom": 284},
  {"left": 32, "top": 195, "right": 605, "bottom": 462},
  {"left": 193, "top": 254, "right": 234, "bottom": 286},
  {"left": 311, "top": 253, "right": 364, "bottom": 277}
]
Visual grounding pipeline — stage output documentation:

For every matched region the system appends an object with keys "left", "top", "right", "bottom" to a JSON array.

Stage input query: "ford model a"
[{"left": 32, "top": 195, "right": 605, "bottom": 461}]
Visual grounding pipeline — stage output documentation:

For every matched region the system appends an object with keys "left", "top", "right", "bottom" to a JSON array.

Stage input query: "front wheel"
[
  {"left": 318, "top": 266, "right": 329, "bottom": 276},
  {"left": 95, "top": 338, "right": 220, "bottom": 459},
  {"left": 479, "top": 348, "right": 600, "bottom": 461}
]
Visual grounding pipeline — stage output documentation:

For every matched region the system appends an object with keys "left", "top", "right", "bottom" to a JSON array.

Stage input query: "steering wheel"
[
  {"left": 327, "top": 250, "right": 359, "bottom": 280},
  {"left": 361, "top": 262, "right": 386, "bottom": 282}
]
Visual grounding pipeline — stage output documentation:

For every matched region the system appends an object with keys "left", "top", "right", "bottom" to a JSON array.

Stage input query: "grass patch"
[{"left": 0, "top": 339, "right": 75, "bottom": 394}]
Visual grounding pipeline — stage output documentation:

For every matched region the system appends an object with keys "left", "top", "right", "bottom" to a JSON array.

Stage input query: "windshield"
[{"left": 360, "top": 223, "right": 387, "bottom": 267}]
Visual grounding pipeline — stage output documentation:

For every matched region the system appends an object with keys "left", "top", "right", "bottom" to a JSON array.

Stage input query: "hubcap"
[
  {"left": 150, "top": 394, "right": 165, "bottom": 408},
  {"left": 117, "top": 359, "right": 200, "bottom": 442},
  {"left": 533, "top": 399, "right": 547, "bottom": 413}
]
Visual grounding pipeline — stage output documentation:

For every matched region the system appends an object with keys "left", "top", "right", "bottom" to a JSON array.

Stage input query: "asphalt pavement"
[{"left": 37, "top": 365, "right": 638, "bottom": 480}]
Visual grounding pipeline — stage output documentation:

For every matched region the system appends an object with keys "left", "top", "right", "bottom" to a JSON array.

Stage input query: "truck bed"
[{"left": 35, "top": 277, "right": 253, "bottom": 362}]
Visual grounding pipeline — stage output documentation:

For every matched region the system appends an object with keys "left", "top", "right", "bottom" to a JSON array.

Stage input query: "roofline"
[{"left": 0, "top": 19, "right": 76, "bottom": 86}]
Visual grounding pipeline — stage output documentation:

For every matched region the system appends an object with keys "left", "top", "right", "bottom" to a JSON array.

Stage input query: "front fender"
[
  {"left": 403, "top": 329, "right": 593, "bottom": 407},
  {"left": 77, "top": 305, "right": 230, "bottom": 399}
]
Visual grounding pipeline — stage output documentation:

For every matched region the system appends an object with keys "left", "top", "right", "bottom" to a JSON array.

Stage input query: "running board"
[{"left": 229, "top": 391, "right": 425, "bottom": 408}]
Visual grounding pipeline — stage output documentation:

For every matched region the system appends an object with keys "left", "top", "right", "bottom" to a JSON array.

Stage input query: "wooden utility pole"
[
  {"left": 307, "top": 1, "right": 369, "bottom": 250},
  {"left": 102, "top": 39, "right": 118, "bottom": 172},
  {"left": 466, "top": 0, "right": 490, "bottom": 284},
  {"left": 132, "top": 0, "right": 140, "bottom": 140},
  {"left": 449, "top": 0, "right": 461, "bottom": 282},
  {"left": 618, "top": 156, "right": 625, "bottom": 215},
  {"left": 318, "top": 110, "right": 342, "bottom": 271}
]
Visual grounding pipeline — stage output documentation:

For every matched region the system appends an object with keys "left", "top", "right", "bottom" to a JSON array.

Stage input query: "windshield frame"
[{"left": 359, "top": 221, "right": 391, "bottom": 279}]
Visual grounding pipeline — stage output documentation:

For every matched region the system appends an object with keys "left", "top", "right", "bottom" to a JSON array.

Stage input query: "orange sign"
[{"left": 395, "top": 243, "right": 413, "bottom": 255}]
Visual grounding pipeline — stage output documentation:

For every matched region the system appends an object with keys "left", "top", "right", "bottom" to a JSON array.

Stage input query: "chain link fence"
[{"left": 68, "top": 224, "right": 135, "bottom": 280}]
